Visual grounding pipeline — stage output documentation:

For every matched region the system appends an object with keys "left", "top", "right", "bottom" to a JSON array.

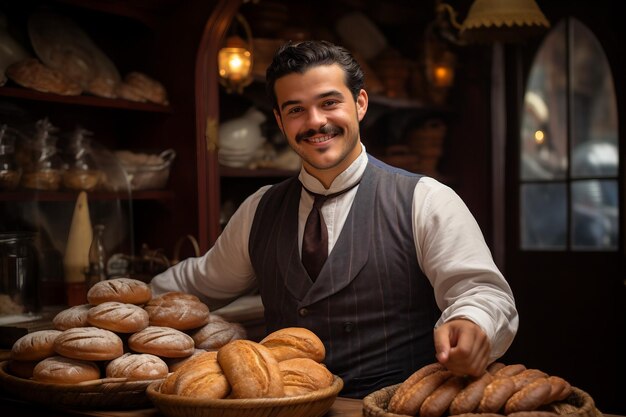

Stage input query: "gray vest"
[{"left": 249, "top": 156, "right": 439, "bottom": 398}]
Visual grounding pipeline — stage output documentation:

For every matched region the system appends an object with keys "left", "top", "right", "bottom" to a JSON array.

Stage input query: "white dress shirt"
[{"left": 151, "top": 144, "right": 518, "bottom": 361}]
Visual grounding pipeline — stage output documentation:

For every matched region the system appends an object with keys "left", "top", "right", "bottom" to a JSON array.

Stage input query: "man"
[{"left": 151, "top": 40, "right": 518, "bottom": 398}]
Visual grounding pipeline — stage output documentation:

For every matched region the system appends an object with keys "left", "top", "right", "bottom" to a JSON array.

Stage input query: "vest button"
[
  {"left": 343, "top": 322, "right": 354, "bottom": 332},
  {"left": 298, "top": 308, "right": 309, "bottom": 317}
]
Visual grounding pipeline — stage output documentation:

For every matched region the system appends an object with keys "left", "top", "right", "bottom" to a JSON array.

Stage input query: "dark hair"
[{"left": 265, "top": 40, "right": 365, "bottom": 111}]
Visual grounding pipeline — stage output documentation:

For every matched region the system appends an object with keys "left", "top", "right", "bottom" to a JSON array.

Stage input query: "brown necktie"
[{"left": 301, "top": 182, "right": 359, "bottom": 280}]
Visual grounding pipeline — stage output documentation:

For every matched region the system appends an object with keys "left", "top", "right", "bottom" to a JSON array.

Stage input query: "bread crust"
[
  {"left": 105, "top": 352, "right": 169, "bottom": 380},
  {"left": 477, "top": 376, "right": 517, "bottom": 413},
  {"left": 52, "top": 304, "right": 91, "bottom": 331},
  {"left": 6, "top": 58, "right": 82, "bottom": 96},
  {"left": 54, "top": 326, "right": 124, "bottom": 361},
  {"left": 161, "top": 350, "right": 230, "bottom": 399},
  {"left": 87, "top": 301, "right": 149, "bottom": 333},
  {"left": 420, "top": 375, "right": 466, "bottom": 417},
  {"left": 505, "top": 377, "right": 552, "bottom": 414},
  {"left": 144, "top": 292, "right": 210, "bottom": 331},
  {"left": 32, "top": 355, "right": 101, "bottom": 384},
  {"left": 279, "top": 357, "right": 334, "bottom": 397},
  {"left": 260, "top": 327, "right": 326, "bottom": 363},
  {"left": 11, "top": 329, "right": 62, "bottom": 361},
  {"left": 190, "top": 315, "right": 246, "bottom": 350},
  {"left": 388, "top": 363, "right": 445, "bottom": 412},
  {"left": 449, "top": 372, "right": 493, "bottom": 415},
  {"left": 87, "top": 278, "right": 152, "bottom": 305},
  {"left": 217, "top": 339, "right": 284, "bottom": 399},
  {"left": 128, "top": 325, "right": 195, "bottom": 358},
  {"left": 387, "top": 369, "right": 452, "bottom": 415}
]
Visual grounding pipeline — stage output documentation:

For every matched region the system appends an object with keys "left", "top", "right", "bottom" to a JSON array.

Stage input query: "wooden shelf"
[
  {"left": 0, "top": 86, "right": 172, "bottom": 113},
  {"left": 0, "top": 189, "right": 176, "bottom": 202}
]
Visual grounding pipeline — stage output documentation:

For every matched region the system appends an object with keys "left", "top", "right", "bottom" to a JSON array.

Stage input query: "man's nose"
[{"left": 305, "top": 107, "right": 327, "bottom": 129}]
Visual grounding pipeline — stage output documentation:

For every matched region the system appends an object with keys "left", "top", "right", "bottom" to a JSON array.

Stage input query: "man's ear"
[{"left": 356, "top": 89, "right": 368, "bottom": 122}]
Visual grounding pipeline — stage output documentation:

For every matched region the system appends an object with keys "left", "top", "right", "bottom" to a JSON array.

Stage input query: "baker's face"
[{"left": 273, "top": 64, "right": 368, "bottom": 183}]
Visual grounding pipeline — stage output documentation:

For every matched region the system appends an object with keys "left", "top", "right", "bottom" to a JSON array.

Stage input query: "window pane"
[
  {"left": 571, "top": 180, "right": 618, "bottom": 250},
  {"left": 570, "top": 20, "right": 619, "bottom": 178},
  {"left": 520, "top": 21, "right": 568, "bottom": 181},
  {"left": 521, "top": 183, "right": 567, "bottom": 249}
]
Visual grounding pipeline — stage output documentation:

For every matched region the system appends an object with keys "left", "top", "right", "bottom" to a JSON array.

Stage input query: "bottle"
[
  {"left": 86, "top": 224, "right": 107, "bottom": 289},
  {"left": 63, "top": 191, "right": 92, "bottom": 306}
]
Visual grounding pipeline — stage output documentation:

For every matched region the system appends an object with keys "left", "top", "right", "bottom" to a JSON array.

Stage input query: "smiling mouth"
[{"left": 306, "top": 134, "right": 335, "bottom": 144}]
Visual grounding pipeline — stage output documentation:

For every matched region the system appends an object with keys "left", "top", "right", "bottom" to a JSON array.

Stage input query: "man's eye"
[
  {"left": 323, "top": 100, "right": 339, "bottom": 107},
  {"left": 287, "top": 107, "right": 303, "bottom": 115}
]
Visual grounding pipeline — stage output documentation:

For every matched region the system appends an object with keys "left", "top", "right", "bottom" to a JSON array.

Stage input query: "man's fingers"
[{"left": 434, "top": 326, "right": 452, "bottom": 363}]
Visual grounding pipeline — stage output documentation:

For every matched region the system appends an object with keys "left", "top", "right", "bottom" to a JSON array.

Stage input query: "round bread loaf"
[
  {"left": 7, "top": 359, "right": 38, "bottom": 378},
  {"left": 52, "top": 304, "right": 92, "bottom": 330},
  {"left": 128, "top": 325, "right": 195, "bottom": 358},
  {"left": 87, "top": 301, "right": 149, "bottom": 333},
  {"left": 161, "top": 350, "right": 230, "bottom": 398},
  {"left": 54, "top": 327, "right": 124, "bottom": 361},
  {"left": 190, "top": 315, "right": 246, "bottom": 350},
  {"left": 144, "top": 291, "right": 210, "bottom": 331},
  {"left": 260, "top": 327, "right": 326, "bottom": 362},
  {"left": 11, "top": 329, "right": 62, "bottom": 361},
  {"left": 279, "top": 357, "right": 334, "bottom": 397},
  {"left": 105, "top": 352, "right": 169, "bottom": 381},
  {"left": 32, "top": 355, "right": 101, "bottom": 383},
  {"left": 87, "top": 277, "right": 152, "bottom": 305},
  {"left": 165, "top": 348, "right": 206, "bottom": 372},
  {"left": 217, "top": 339, "right": 284, "bottom": 399}
]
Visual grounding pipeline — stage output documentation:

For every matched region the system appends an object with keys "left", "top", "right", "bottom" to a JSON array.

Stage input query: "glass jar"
[
  {"left": 0, "top": 231, "right": 39, "bottom": 315},
  {"left": 62, "top": 127, "right": 102, "bottom": 191},
  {"left": 0, "top": 124, "right": 21, "bottom": 190},
  {"left": 21, "top": 118, "right": 63, "bottom": 191}
]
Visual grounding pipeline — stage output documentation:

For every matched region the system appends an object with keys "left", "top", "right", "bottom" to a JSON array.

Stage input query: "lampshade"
[
  {"left": 218, "top": 14, "right": 253, "bottom": 94},
  {"left": 460, "top": 0, "right": 550, "bottom": 43}
]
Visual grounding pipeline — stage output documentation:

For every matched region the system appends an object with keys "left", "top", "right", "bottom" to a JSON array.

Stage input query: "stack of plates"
[{"left": 218, "top": 108, "right": 267, "bottom": 168}]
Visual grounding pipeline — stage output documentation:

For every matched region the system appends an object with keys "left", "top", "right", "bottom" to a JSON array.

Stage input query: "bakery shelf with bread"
[{"left": 362, "top": 362, "right": 602, "bottom": 417}]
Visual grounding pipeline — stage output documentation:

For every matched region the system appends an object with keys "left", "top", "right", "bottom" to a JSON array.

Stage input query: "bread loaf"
[
  {"left": 217, "top": 339, "right": 284, "bottom": 399},
  {"left": 128, "top": 325, "right": 195, "bottom": 358},
  {"left": 11, "top": 329, "right": 62, "bottom": 361},
  {"left": 144, "top": 292, "right": 210, "bottom": 331},
  {"left": 52, "top": 304, "right": 91, "bottom": 330},
  {"left": 259, "top": 327, "right": 325, "bottom": 362},
  {"left": 87, "top": 277, "right": 152, "bottom": 305},
  {"left": 105, "top": 352, "right": 169, "bottom": 381},
  {"left": 165, "top": 348, "right": 206, "bottom": 372},
  {"left": 123, "top": 72, "right": 169, "bottom": 105},
  {"left": 87, "top": 301, "right": 149, "bottom": 333},
  {"left": 54, "top": 326, "right": 124, "bottom": 361},
  {"left": 278, "top": 357, "right": 334, "bottom": 397},
  {"left": 388, "top": 369, "right": 452, "bottom": 415},
  {"left": 161, "top": 350, "right": 230, "bottom": 399},
  {"left": 190, "top": 314, "right": 246, "bottom": 350},
  {"left": 32, "top": 355, "right": 101, "bottom": 383},
  {"left": 6, "top": 58, "right": 82, "bottom": 96}
]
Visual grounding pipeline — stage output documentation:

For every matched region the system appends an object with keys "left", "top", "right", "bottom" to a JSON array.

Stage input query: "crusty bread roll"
[
  {"left": 128, "top": 325, "right": 195, "bottom": 358},
  {"left": 54, "top": 327, "right": 124, "bottom": 361},
  {"left": 87, "top": 301, "right": 149, "bottom": 333},
  {"left": 190, "top": 314, "right": 246, "bottom": 350},
  {"left": 144, "top": 292, "right": 210, "bottom": 331},
  {"left": 165, "top": 348, "right": 206, "bottom": 372},
  {"left": 52, "top": 304, "right": 92, "bottom": 330},
  {"left": 161, "top": 350, "right": 230, "bottom": 399},
  {"left": 279, "top": 357, "right": 334, "bottom": 397},
  {"left": 217, "top": 339, "right": 284, "bottom": 399},
  {"left": 123, "top": 71, "right": 169, "bottom": 105},
  {"left": 105, "top": 352, "right": 169, "bottom": 381},
  {"left": 87, "top": 277, "right": 152, "bottom": 305},
  {"left": 7, "top": 359, "right": 38, "bottom": 379},
  {"left": 6, "top": 58, "right": 82, "bottom": 96},
  {"left": 260, "top": 327, "right": 325, "bottom": 363},
  {"left": 32, "top": 355, "right": 101, "bottom": 384},
  {"left": 11, "top": 329, "right": 62, "bottom": 361}
]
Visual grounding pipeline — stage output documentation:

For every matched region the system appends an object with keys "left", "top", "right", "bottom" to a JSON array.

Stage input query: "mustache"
[{"left": 296, "top": 124, "right": 343, "bottom": 142}]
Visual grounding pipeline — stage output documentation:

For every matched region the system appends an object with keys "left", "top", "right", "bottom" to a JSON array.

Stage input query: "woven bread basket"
[
  {"left": 146, "top": 375, "right": 343, "bottom": 417},
  {"left": 362, "top": 382, "right": 602, "bottom": 417},
  {"left": 0, "top": 360, "right": 158, "bottom": 409}
]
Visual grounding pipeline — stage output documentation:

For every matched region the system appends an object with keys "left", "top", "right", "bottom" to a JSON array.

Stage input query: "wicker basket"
[
  {"left": 0, "top": 361, "right": 158, "bottom": 409},
  {"left": 146, "top": 375, "right": 344, "bottom": 417},
  {"left": 362, "top": 382, "right": 602, "bottom": 417}
]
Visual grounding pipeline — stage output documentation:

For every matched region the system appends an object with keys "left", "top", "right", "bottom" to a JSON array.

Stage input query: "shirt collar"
[{"left": 298, "top": 144, "right": 368, "bottom": 195}]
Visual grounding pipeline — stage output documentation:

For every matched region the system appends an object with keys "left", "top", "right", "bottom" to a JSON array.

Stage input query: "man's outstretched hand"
[{"left": 434, "top": 318, "right": 490, "bottom": 377}]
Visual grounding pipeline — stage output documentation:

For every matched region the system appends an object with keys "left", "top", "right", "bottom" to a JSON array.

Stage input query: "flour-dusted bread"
[
  {"left": 105, "top": 352, "right": 169, "bottom": 381},
  {"left": 11, "top": 329, "right": 62, "bottom": 361},
  {"left": 128, "top": 325, "right": 195, "bottom": 358},
  {"left": 161, "top": 350, "right": 230, "bottom": 399},
  {"left": 87, "top": 277, "right": 152, "bottom": 305},
  {"left": 260, "top": 327, "right": 326, "bottom": 363},
  {"left": 87, "top": 301, "right": 149, "bottom": 333},
  {"left": 32, "top": 355, "right": 101, "bottom": 383},
  {"left": 165, "top": 348, "right": 206, "bottom": 372},
  {"left": 144, "top": 292, "right": 210, "bottom": 331},
  {"left": 190, "top": 314, "right": 246, "bottom": 350},
  {"left": 217, "top": 339, "right": 284, "bottom": 399},
  {"left": 279, "top": 357, "right": 334, "bottom": 396},
  {"left": 54, "top": 327, "right": 124, "bottom": 361},
  {"left": 123, "top": 71, "right": 169, "bottom": 105},
  {"left": 52, "top": 304, "right": 92, "bottom": 330},
  {"left": 6, "top": 58, "right": 82, "bottom": 96}
]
